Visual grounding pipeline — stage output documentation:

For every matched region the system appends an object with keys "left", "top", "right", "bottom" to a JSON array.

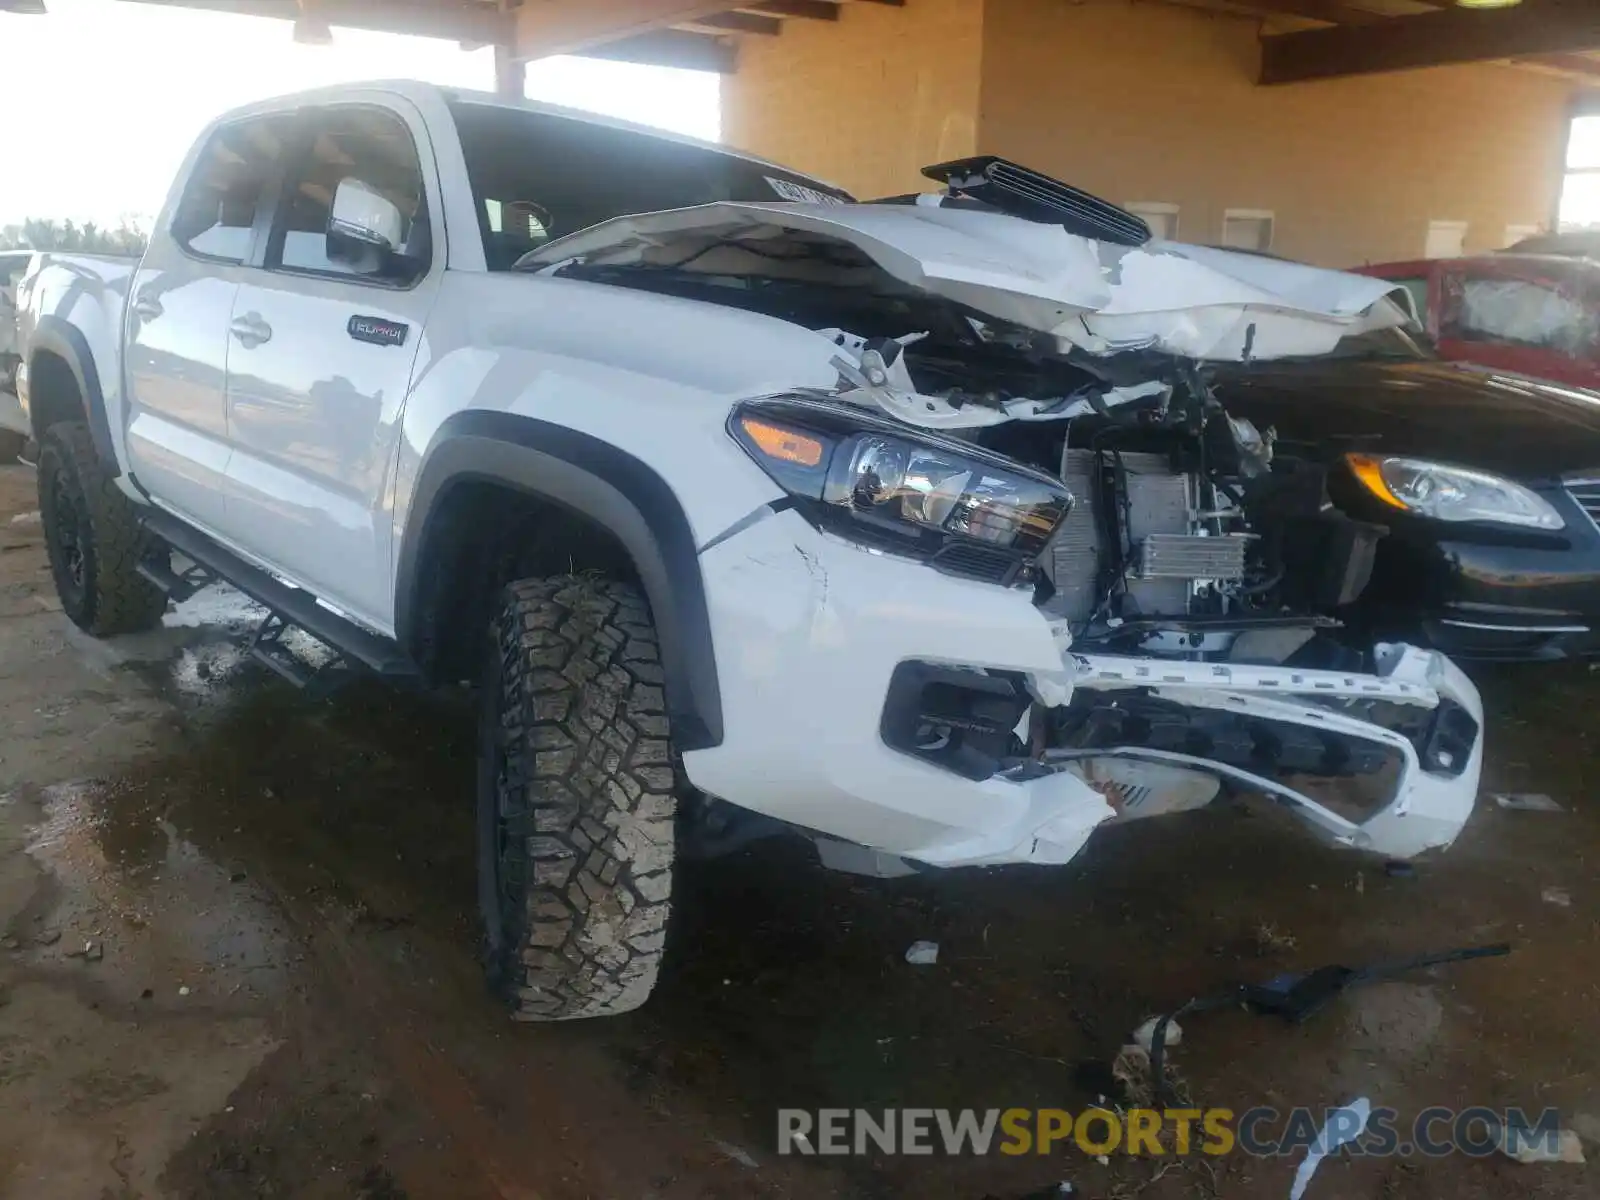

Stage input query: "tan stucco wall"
[
  {"left": 721, "top": 0, "right": 984, "bottom": 199},
  {"left": 723, "top": 0, "right": 1575, "bottom": 268},
  {"left": 979, "top": 0, "right": 1573, "bottom": 267}
]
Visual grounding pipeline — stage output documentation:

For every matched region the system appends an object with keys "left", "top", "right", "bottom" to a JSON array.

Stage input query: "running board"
[
  {"left": 141, "top": 510, "right": 418, "bottom": 680},
  {"left": 136, "top": 554, "right": 214, "bottom": 604}
]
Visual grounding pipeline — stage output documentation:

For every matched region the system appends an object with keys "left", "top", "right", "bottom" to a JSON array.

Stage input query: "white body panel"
[
  {"left": 215, "top": 92, "right": 446, "bottom": 632},
  {"left": 13, "top": 80, "right": 1483, "bottom": 871},
  {"left": 13, "top": 253, "right": 140, "bottom": 492}
]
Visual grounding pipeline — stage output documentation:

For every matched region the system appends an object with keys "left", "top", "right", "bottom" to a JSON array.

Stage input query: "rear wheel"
[
  {"left": 478, "top": 576, "right": 677, "bottom": 1021},
  {"left": 37, "top": 423, "right": 166, "bottom": 635}
]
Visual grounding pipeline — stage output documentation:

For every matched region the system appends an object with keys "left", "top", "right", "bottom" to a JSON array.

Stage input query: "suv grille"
[{"left": 1566, "top": 480, "right": 1600, "bottom": 531}]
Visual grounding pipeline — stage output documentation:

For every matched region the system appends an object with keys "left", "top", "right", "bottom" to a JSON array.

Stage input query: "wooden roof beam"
[
  {"left": 741, "top": 0, "right": 839, "bottom": 19},
  {"left": 677, "top": 10, "right": 782, "bottom": 35},
  {"left": 118, "top": 0, "right": 510, "bottom": 43},
  {"left": 514, "top": 0, "right": 737, "bottom": 58},
  {"left": 1262, "top": 0, "right": 1600, "bottom": 84},
  {"left": 578, "top": 28, "right": 739, "bottom": 72},
  {"left": 1228, "top": 0, "right": 1381, "bottom": 26}
]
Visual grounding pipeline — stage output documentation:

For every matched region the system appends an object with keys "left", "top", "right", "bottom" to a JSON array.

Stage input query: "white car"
[{"left": 15, "top": 82, "right": 1483, "bottom": 1021}]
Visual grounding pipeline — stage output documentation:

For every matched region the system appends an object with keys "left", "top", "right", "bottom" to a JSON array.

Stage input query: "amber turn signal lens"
[
  {"left": 1346, "top": 453, "right": 1405, "bottom": 509},
  {"left": 739, "top": 417, "right": 825, "bottom": 467}
]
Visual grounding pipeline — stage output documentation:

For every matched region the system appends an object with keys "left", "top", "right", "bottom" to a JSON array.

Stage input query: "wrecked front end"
[
  {"left": 686, "top": 381, "right": 1483, "bottom": 873},
  {"left": 533, "top": 173, "right": 1482, "bottom": 869}
]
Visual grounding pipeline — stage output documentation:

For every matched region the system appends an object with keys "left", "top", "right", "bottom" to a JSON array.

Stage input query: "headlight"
[
  {"left": 730, "top": 398, "right": 1072, "bottom": 575},
  {"left": 1347, "top": 454, "right": 1563, "bottom": 531}
]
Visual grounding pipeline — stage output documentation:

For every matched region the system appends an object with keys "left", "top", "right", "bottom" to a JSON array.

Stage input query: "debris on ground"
[
  {"left": 1289, "top": 1097, "right": 1371, "bottom": 1200},
  {"left": 905, "top": 940, "right": 939, "bottom": 966},
  {"left": 1542, "top": 887, "right": 1573, "bottom": 908},
  {"left": 1142, "top": 944, "right": 1511, "bottom": 1105},
  {"left": 1500, "top": 1126, "right": 1585, "bottom": 1165},
  {"left": 710, "top": 1139, "right": 759, "bottom": 1169},
  {"left": 1253, "top": 921, "right": 1297, "bottom": 956},
  {"left": 1494, "top": 793, "right": 1564, "bottom": 813},
  {"left": 1132, "top": 1016, "right": 1181, "bottom": 1054},
  {"left": 1112, "top": 1040, "right": 1190, "bottom": 1109}
]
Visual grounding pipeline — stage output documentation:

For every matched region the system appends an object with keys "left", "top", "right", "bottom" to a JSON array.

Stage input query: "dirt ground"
[{"left": 0, "top": 459, "right": 1596, "bottom": 1200}]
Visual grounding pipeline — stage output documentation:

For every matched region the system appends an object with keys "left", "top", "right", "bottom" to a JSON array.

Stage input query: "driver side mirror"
[{"left": 328, "top": 178, "right": 404, "bottom": 254}]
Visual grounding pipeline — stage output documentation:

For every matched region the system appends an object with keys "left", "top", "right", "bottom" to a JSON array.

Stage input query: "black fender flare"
[
  {"left": 29, "top": 315, "right": 119, "bottom": 473},
  {"left": 394, "top": 411, "right": 723, "bottom": 751}
]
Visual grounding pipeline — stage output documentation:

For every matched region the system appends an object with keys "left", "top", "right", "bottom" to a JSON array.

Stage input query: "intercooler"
[{"left": 1047, "top": 450, "right": 1248, "bottom": 622}]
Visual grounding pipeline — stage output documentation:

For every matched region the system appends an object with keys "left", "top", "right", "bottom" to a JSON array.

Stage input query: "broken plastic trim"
[{"left": 920, "top": 156, "right": 1153, "bottom": 246}]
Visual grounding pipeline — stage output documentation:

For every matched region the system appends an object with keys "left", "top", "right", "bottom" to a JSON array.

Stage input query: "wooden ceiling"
[
  {"left": 1247, "top": 0, "right": 1600, "bottom": 85},
  {"left": 115, "top": 0, "right": 1600, "bottom": 85}
]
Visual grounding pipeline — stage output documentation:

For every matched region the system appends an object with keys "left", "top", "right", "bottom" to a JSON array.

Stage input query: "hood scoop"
[{"left": 923, "top": 156, "right": 1152, "bottom": 247}]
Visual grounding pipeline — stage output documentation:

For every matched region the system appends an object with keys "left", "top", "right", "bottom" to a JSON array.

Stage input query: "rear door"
[
  {"left": 124, "top": 115, "right": 291, "bottom": 529},
  {"left": 219, "top": 100, "right": 441, "bottom": 633}
]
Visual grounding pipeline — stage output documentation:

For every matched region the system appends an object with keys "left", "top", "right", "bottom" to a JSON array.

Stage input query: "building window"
[
  {"left": 1125, "top": 202, "right": 1179, "bottom": 241},
  {"left": 1560, "top": 111, "right": 1600, "bottom": 233},
  {"left": 1221, "top": 209, "right": 1274, "bottom": 253},
  {"left": 1424, "top": 220, "right": 1468, "bottom": 260}
]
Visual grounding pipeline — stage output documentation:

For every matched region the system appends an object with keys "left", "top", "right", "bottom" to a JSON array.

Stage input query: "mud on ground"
[{"left": 0, "top": 460, "right": 1595, "bottom": 1199}]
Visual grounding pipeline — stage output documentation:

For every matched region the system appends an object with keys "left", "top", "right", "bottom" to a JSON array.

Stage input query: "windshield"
[{"left": 449, "top": 101, "right": 853, "bottom": 271}]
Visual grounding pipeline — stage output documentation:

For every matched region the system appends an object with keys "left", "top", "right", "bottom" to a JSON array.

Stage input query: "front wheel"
[
  {"left": 478, "top": 576, "right": 677, "bottom": 1021},
  {"left": 36, "top": 423, "right": 166, "bottom": 636}
]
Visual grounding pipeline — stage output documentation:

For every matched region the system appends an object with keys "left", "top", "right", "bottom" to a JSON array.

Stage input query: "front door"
[
  {"left": 221, "top": 101, "right": 442, "bottom": 633},
  {"left": 123, "top": 114, "right": 291, "bottom": 530}
]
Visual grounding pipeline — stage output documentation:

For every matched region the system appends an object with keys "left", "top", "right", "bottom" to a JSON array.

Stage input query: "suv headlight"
[
  {"left": 1347, "top": 454, "right": 1563, "bottom": 531},
  {"left": 730, "top": 397, "right": 1072, "bottom": 578}
]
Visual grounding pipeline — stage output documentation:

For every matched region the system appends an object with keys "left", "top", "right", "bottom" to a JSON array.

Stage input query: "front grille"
[
  {"left": 929, "top": 541, "right": 1027, "bottom": 585},
  {"left": 1566, "top": 479, "right": 1600, "bottom": 531}
]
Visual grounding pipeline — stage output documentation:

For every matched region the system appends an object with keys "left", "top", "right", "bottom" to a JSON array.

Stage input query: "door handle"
[
  {"left": 132, "top": 295, "right": 163, "bottom": 321},
  {"left": 229, "top": 313, "right": 272, "bottom": 348}
]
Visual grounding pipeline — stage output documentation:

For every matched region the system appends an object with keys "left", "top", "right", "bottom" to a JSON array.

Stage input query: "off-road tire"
[
  {"left": 37, "top": 422, "right": 166, "bottom": 636},
  {"left": 478, "top": 576, "right": 677, "bottom": 1021}
]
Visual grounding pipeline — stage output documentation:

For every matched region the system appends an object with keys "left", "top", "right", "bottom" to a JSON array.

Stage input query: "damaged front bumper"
[{"left": 682, "top": 507, "right": 1482, "bottom": 870}]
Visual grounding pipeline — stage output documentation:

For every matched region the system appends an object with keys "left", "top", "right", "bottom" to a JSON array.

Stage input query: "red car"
[{"left": 1357, "top": 254, "right": 1600, "bottom": 392}]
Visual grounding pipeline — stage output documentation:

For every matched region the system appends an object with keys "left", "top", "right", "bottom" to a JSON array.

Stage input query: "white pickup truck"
[{"left": 16, "top": 81, "right": 1484, "bottom": 1022}]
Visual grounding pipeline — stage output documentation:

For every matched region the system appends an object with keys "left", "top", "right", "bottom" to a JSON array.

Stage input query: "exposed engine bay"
[{"left": 884, "top": 334, "right": 1389, "bottom": 666}]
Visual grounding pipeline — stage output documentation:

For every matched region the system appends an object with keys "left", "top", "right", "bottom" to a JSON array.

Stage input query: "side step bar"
[{"left": 140, "top": 509, "right": 418, "bottom": 681}]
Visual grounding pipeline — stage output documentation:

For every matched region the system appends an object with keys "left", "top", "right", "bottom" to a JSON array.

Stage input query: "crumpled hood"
[{"left": 523, "top": 198, "right": 1413, "bottom": 361}]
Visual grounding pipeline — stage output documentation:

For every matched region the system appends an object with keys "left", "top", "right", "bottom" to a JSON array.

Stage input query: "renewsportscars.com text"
[{"left": 777, "top": 1106, "right": 1563, "bottom": 1158}]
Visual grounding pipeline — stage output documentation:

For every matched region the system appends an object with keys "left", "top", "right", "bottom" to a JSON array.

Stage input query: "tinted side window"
[
  {"left": 268, "top": 106, "right": 429, "bottom": 286},
  {"left": 171, "top": 117, "right": 290, "bottom": 264}
]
